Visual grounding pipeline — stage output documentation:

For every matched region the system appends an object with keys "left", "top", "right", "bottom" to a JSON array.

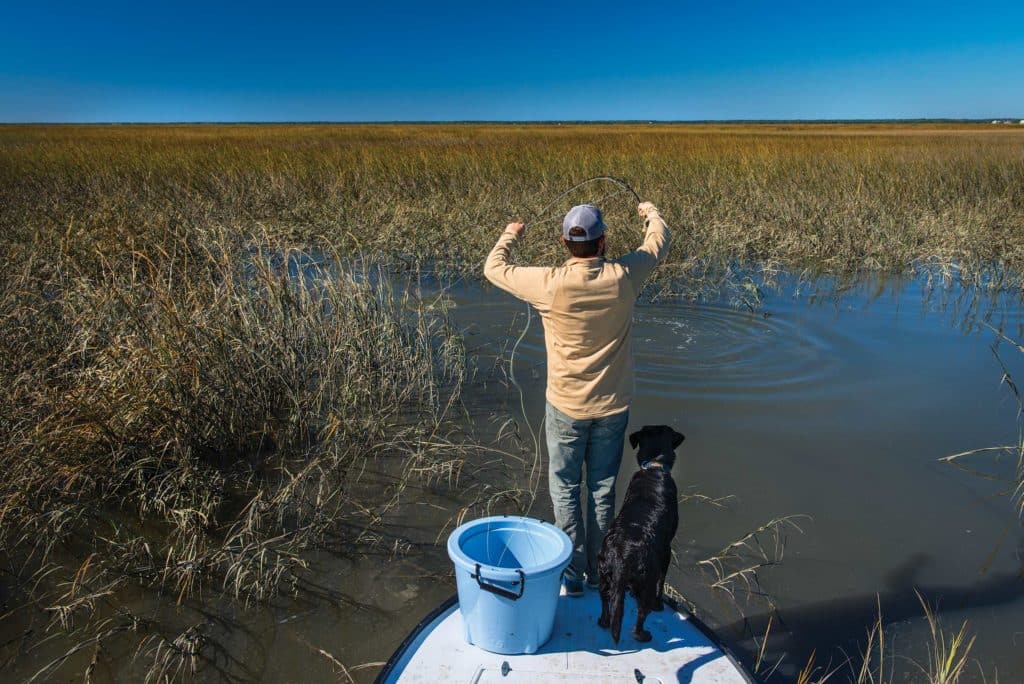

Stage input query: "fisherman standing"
[{"left": 484, "top": 201, "right": 670, "bottom": 595}]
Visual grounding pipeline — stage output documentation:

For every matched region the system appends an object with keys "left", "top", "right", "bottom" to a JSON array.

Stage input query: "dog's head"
[{"left": 628, "top": 425, "right": 685, "bottom": 470}]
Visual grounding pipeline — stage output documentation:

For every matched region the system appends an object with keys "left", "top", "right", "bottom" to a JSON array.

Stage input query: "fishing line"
[
  {"left": 523, "top": 187, "right": 636, "bottom": 231},
  {"left": 509, "top": 178, "right": 690, "bottom": 607},
  {"left": 414, "top": 175, "right": 640, "bottom": 527},
  {"left": 506, "top": 176, "right": 643, "bottom": 517},
  {"left": 523, "top": 176, "right": 641, "bottom": 229},
  {"left": 486, "top": 175, "right": 643, "bottom": 575},
  {"left": 420, "top": 179, "right": 636, "bottom": 310},
  {"left": 480, "top": 176, "right": 693, "bottom": 602}
]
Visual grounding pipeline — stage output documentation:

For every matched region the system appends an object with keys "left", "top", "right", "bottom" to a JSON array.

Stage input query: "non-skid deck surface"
[{"left": 384, "top": 590, "right": 750, "bottom": 683}]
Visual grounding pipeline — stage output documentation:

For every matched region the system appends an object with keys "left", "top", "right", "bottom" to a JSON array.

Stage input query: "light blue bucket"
[{"left": 447, "top": 515, "right": 572, "bottom": 654}]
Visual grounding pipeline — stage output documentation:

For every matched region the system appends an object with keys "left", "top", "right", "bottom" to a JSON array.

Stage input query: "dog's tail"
[{"left": 609, "top": 578, "right": 626, "bottom": 645}]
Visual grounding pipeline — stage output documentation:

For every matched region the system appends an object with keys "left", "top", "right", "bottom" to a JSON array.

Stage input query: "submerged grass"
[
  {"left": 941, "top": 328, "right": 1024, "bottom": 517},
  {"left": 0, "top": 215, "right": 479, "bottom": 677},
  {"left": 1, "top": 229, "right": 464, "bottom": 593}
]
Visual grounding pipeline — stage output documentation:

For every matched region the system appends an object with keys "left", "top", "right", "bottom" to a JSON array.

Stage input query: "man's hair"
[{"left": 565, "top": 227, "right": 602, "bottom": 258}]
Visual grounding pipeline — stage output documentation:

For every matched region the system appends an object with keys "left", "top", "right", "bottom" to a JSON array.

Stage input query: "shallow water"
[
  {"left": 4, "top": 273, "right": 1023, "bottom": 682},
  {"left": 441, "top": 274, "right": 1024, "bottom": 682}
]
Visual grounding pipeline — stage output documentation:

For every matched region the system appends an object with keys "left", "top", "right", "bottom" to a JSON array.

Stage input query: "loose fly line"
[
  {"left": 487, "top": 175, "right": 643, "bottom": 572},
  {"left": 509, "top": 176, "right": 643, "bottom": 516},
  {"left": 490, "top": 178, "right": 687, "bottom": 604}
]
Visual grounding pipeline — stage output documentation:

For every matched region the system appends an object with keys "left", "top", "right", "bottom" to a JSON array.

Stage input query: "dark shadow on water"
[{"left": 720, "top": 553, "right": 1024, "bottom": 677}]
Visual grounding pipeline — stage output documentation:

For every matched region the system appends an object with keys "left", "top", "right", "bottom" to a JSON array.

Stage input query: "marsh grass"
[
  {"left": 697, "top": 514, "right": 810, "bottom": 607},
  {"left": 914, "top": 591, "right": 977, "bottom": 684},
  {"left": 2, "top": 124, "right": 1023, "bottom": 293},
  {"left": 795, "top": 650, "right": 842, "bottom": 684},
  {"left": 842, "top": 593, "right": 979, "bottom": 684},
  {"left": 0, "top": 215, "right": 486, "bottom": 677}
]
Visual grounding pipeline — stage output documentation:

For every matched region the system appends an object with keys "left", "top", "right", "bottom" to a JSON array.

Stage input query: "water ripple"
[{"left": 633, "top": 302, "right": 849, "bottom": 401}]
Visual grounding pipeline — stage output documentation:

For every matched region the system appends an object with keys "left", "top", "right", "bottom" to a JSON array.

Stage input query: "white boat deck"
[{"left": 380, "top": 590, "right": 753, "bottom": 684}]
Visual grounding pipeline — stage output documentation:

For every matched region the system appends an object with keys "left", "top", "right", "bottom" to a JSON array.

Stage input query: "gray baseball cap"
[{"left": 562, "top": 204, "right": 606, "bottom": 241}]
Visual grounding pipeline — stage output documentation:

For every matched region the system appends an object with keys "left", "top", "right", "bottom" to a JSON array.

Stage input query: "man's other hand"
[
  {"left": 637, "top": 202, "right": 657, "bottom": 219},
  {"left": 505, "top": 222, "right": 525, "bottom": 238}
]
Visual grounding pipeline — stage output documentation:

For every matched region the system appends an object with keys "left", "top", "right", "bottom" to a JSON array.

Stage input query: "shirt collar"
[{"left": 563, "top": 256, "right": 606, "bottom": 267}]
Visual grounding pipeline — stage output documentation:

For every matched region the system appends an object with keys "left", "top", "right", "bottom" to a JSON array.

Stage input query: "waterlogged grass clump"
[{"left": 0, "top": 220, "right": 468, "bottom": 645}]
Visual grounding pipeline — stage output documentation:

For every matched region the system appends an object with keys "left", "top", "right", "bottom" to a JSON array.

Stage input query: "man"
[{"left": 484, "top": 201, "right": 671, "bottom": 595}]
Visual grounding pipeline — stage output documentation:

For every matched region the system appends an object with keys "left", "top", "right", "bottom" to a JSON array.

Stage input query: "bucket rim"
[{"left": 446, "top": 515, "right": 572, "bottom": 580}]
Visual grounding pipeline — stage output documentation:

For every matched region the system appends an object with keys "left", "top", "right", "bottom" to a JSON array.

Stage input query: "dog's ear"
[
  {"left": 629, "top": 429, "right": 642, "bottom": 449},
  {"left": 671, "top": 429, "right": 685, "bottom": 448}
]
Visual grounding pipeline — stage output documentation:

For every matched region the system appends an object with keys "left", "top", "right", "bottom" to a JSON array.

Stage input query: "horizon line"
[{"left": 3, "top": 117, "right": 1024, "bottom": 126}]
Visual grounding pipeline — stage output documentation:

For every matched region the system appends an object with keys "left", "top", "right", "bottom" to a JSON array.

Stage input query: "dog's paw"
[
  {"left": 597, "top": 615, "right": 609, "bottom": 629},
  {"left": 632, "top": 628, "right": 652, "bottom": 643}
]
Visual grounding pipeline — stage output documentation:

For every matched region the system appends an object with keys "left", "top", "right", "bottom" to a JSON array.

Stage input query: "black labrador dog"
[{"left": 597, "top": 425, "right": 684, "bottom": 644}]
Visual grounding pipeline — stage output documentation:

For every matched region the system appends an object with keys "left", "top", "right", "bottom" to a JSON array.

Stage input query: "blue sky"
[{"left": 2, "top": 1, "right": 1023, "bottom": 122}]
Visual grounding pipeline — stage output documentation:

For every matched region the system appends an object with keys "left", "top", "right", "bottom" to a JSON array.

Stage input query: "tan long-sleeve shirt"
[{"left": 483, "top": 209, "right": 670, "bottom": 419}]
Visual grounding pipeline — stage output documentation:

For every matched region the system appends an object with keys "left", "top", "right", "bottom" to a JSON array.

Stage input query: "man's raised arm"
[
  {"left": 619, "top": 202, "right": 671, "bottom": 285},
  {"left": 483, "top": 222, "right": 552, "bottom": 307}
]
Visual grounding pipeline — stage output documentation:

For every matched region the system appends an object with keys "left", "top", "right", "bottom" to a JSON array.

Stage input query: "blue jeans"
[{"left": 545, "top": 401, "right": 629, "bottom": 582}]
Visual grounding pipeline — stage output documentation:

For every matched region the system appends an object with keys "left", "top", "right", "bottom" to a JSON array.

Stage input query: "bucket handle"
[{"left": 471, "top": 564, "right": 525, "bottom": 601}]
